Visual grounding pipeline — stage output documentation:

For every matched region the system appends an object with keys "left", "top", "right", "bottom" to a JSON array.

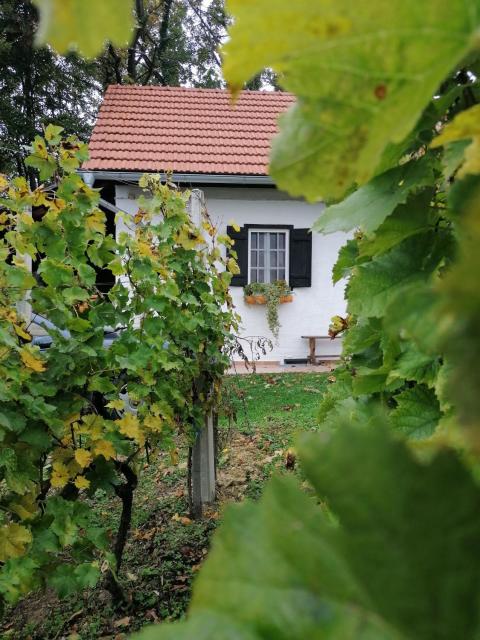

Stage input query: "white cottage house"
[{"left": 81, "top": 85, "right": 347, "bottom": 364}]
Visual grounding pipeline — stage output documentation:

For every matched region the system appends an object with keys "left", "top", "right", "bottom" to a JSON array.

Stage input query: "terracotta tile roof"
[{"left": 84, "top": 85, "right": 295, "bottom": 175}]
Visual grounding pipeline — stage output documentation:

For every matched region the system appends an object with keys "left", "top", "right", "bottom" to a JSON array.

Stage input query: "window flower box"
[
  {"left": 245, "top": 293, "right": 292, "bottom": 305},
  {"left": 243, "top": 281, "right": 293, "bottom": 338}
]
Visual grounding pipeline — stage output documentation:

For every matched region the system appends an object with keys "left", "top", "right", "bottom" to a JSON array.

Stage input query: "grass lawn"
[
  {"left": 220, "top": 371, "right": 329, "bottom": 432},
  {"left": 2, "top": 371, "right": 328, "bottom": 640}
]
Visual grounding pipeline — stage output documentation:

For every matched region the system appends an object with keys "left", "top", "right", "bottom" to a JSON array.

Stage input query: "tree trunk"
[
  {"left": 105, "top": 462, "right": 138, "bottom": 604},
  {"left": 155, "top": 0, "right": 174, "bottom": 85}
]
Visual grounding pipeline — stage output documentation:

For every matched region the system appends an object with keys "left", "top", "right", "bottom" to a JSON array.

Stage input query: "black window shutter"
[
  {"left": 289, "top": 228, "right": 312, "bottom": 288},
  {"left": 226, "top": 225, "right": 248, "bottom": 286}
]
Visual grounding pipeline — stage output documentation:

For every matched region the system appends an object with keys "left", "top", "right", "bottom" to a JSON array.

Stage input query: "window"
[
  {"left": 226, "top": 224, "right": 311, "bottom": 288},
  {"left": 248, "top": 229, "right": 289, "bottom": 283}
]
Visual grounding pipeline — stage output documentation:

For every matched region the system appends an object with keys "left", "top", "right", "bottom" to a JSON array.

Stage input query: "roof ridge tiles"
[{"left": 105, "top": 84, "right": 293, "bottom": 96}]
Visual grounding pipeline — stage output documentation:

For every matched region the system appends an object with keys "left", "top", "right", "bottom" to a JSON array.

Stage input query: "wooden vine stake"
[
  {"left": 190, "top": 409, "right": 216, "bottom": 519},
  {"left": 189, "top": 190, "right": 217, "bottom": 519}
]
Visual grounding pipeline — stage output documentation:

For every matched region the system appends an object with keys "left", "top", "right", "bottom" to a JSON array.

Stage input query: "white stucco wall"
[{"left": 115, "top": 184, "right": 347, "bottom": 363}]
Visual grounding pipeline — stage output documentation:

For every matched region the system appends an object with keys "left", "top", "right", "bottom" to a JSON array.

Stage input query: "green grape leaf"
[
  {"left": 44, "top": 124, "right": 64, "bottom": 146},
  {"left": 134, "top": 427, "right": 480, "bottom": 640},
  {"left": 343, "top": 318, "right": 382, "bottom": 355},
  {"left": 377, "top": 83, "right": 476, "bottom": 176},
  {"left": 431, "top": 104, "right": 480, "bottom": 178},
  {"left": 358, "top": 190, "right": 435, "bottom": 257},
  {"left": 223, "top": 0, "right": 480, "bottom": 200},
  {"left": 37, "top": 259, "right": 74, "bottom": 287},
  {"left": 77, "top": 263, "right": 97, "bottom": 285},
  {"left": 332, "top": 239, "right": 359, "bottom": 284},
  {"left": 390, "top": 385, "right": 441, "bottom": 438},
  {"left": 47, "top": 564, "right": 77, "bottom": 598},
  {"left": 49, "top": 562, "right": 101, "bottom": 597},
  {"left": 134, "top": 614, "right": 260, "bottom": 640},
  {"left": 46, "top": 497, "right": 85, "bottom": 548},
  {"left": 0, "top": 448, "right": 16, "bottom": 473},
  {"left": 317, "top": 374, "right": 354, "bottom": 425},
  {"left": 387, "top": 344, "right": 441, "bottom": 388},
  {"left": 0, "top": 557, "right": 39, "bottom": 604},
  {"left": 442, "top": 140, "right": 471, "bottom": 181},
  {"left": 438, "top": 182, "right": 480, "bottom": 429},
  {"left": 0, "top": 408, "right": 26, "bottom": 434},
  {"left": 32, "top": 0, "right": 135, "bottom": 58},
  {"left": 25, "top": 152, "right": 57, "bottom": 182},
  {"left": 383, "top": 282, "right": 442, "bottom": 356},
  {"left": 314, "top": 159, "right": 435, "bottom": 235},
  {"left": 62, "top": 286, "right": 90, "bottom": 305},
  {"left": 352, "top": 369, "right": 390, "bottom": 395},
  {"left": 348, "top": 231, "right": 451, "bottom": 318}
]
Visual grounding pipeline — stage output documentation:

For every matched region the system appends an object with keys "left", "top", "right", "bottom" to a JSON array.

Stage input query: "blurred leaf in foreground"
[
  {"left": 223, "top": 0, "right": 480, "bottom": 201},
  {"left": 33, "top": 0, "right": 134, "bottom": 57},
  {"left": 134, "top": 425, "right": 480, "bottom": 640}
]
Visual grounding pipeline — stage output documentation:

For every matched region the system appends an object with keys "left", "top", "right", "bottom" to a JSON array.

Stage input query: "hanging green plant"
[{"left": 243, "top": 280, "right": 293, "bottom": 338}]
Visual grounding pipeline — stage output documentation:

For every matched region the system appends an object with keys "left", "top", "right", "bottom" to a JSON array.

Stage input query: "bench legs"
[{"left": 308, "top": 337, "right": 316, "bottom": 365}]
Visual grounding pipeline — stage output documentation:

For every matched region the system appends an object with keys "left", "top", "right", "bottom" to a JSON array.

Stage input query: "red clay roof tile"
[{"left": 84, "top": 85, "right": 295, "bottom": 175}]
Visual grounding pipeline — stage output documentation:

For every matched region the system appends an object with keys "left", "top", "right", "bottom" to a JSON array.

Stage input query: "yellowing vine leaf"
[
  {"left": 92, "top": 439, "right": 116, "bottom": 461},
  {"left": 50, "top": 461, "right": 71, "bottom": 488},
  {"left": 227, "top": 258, "right": 240, "bottom": 275},
  {"left": 0, "top": 524, "right": 32, "bottom": 562},
  {"left": 176, "top": 227, "right": 204, "bottom": 250},
  {"left": 32, "top": 0, "right": 135, "bottom": 58},
  {"left": 116, "top": 414, "right": 145, "bottom": 445},
  {"left": 13, "top": 324, "right": 32, "bottom": 341},
  {"left": 20, "top": 347, "right": 46, "bottom": 372},
  {"left": 86, "top": 210, "right": 106, "bottom": 234},
  {"left": 228, "top": 220, "right": 240, "bottom": 233},
  {"left": 223, "top": 0, "right": 480, "bottom": 200},
  {"left": 106, "top": 399, "right": 125, "bottom": 411},
  {"left": 74, "top": 448, "right": 92, "bottom": 469},
  {"left": 78, "top": 414, "right": 104, "bottom": 439},
  {"left": 9, "top": 492, "right": 39, "bottom": 521},
  {"left": 431, "top": 104, "right": 480, "bottom": 177},
  {"left": 74, "top": 476, "right": 90, "bottom": 490},
  {"left": 143, "top": 413, "right": 164, "bottom": 433},
  {"left": 44, "top": 124, "right": 64, "bottom": 145},
  {"left": 137, "top": 241, "right": 155, "bottom": 258}
]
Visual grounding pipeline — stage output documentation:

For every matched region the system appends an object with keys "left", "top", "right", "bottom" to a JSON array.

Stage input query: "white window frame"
[{"left": 247, "top": 228, "right": 290, "bottom": 284}]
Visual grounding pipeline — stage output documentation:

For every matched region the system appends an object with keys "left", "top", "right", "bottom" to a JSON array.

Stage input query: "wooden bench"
[{"left": 301, "top": 335, "right": 341, "bottom": 365}]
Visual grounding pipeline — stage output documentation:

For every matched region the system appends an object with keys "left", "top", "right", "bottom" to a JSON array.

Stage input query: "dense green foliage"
[
  {"left": 0, "top": 0, "right": 100, "bottom": 178},
  {"left": 0, "top": 128, "right": 237, "bottom": 606},
  {"left": 0, "top": 372, "right": 324, "bottom": 637},
  {"left": 100, "top": 0, "right": 228, "bottom": 88},
  {"left": 131, "top": 1, "right": 480, "bottom": 638}
]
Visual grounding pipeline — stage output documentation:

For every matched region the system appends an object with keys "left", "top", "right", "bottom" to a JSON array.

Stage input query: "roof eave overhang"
[{"left": 79, "top": 170, "right": 274, "bottom": 187}]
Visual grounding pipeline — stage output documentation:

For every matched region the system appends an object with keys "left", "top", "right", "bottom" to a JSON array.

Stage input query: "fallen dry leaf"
[
  {"left": 171, "top": 513, "right": 193, "bottom": 525},
  {"left": 145, "top": 609, "right": 159, "bottom": 622},
  {"left": 113, "top": 616, "right": 131, "bottom": 628}
]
